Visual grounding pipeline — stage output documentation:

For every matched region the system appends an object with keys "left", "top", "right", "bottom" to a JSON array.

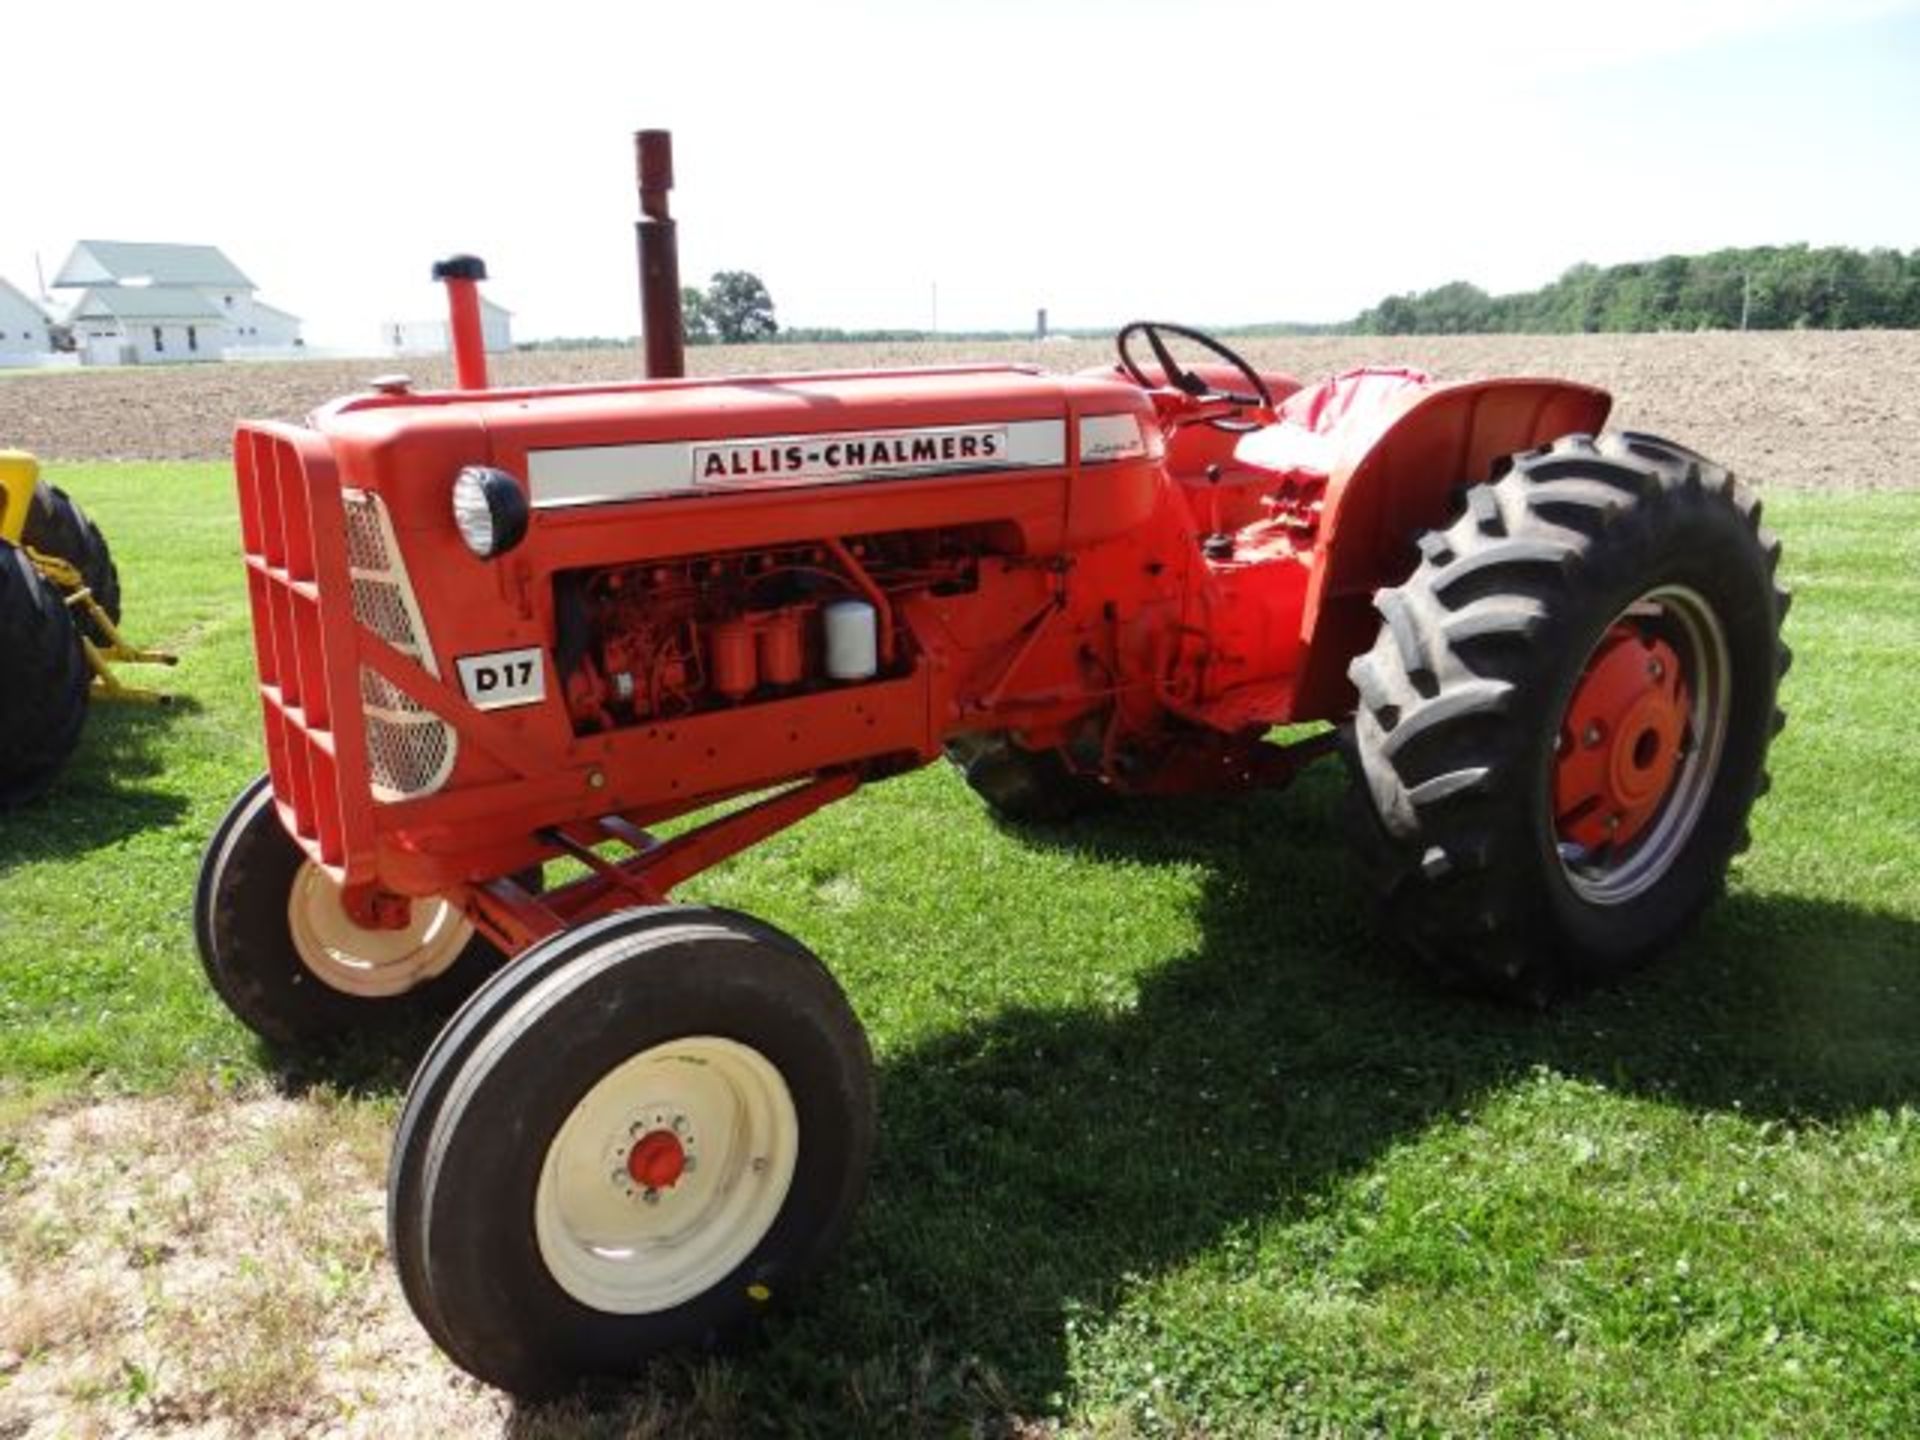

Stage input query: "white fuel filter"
[{"left": 822, "top": 600, "right": 879, "bottom": 681}]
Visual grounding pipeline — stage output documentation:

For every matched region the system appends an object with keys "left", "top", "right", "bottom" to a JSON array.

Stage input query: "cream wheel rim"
[
  {"left": 534, "top": 1036, "right": 799, "bottom": 1315},
  {"left": 285, "top": 863, "right": 472, "bottom": 998}
]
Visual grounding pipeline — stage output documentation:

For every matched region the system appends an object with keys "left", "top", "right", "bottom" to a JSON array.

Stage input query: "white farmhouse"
[
  {"left": 65, "top": 286, "right": 226, "bottom": 364},
  {"left": 0, "top": 277, "right": 52, "bottom": 365},
  {"left": 51, "top": 240, "right": 302, "bottom": 364},
  {"left": 381, "top": 295, "right": 514, "bottom": 356}
]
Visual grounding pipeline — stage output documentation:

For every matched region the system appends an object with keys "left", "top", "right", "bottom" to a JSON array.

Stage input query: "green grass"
[{"left": 3, "top": 465, "right": 1918, "bottom": 1435}]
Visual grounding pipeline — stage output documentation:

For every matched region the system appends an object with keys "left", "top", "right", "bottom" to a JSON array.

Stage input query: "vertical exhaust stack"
[
  {"left": 433, "top": 254, "right": 491, "bottom": 391},
  {"left": 635, "top": 129, "right": 685, "bottom": 380}
]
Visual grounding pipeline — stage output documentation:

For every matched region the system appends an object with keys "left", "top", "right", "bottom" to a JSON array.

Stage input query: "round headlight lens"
[{"left": 451, "top": 466, "right": 529, "bottom": 559}]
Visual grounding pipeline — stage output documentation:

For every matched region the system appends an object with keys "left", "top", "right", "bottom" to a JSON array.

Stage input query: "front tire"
[
  {"left": 1345, "top": 432, "right": 1790, "bottom": 1000},
  {"left": 193, "top": 775, "right": 513, "bottom": 1044},
  {"left": 388, "top": 907, "right": 875, "bottom": 1395}
]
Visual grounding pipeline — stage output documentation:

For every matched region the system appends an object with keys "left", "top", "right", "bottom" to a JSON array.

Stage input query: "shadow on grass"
[
  {"left": 749, "top": 762, "right": 1920, "bottom": 1429},
  {"left": 254, "top": 1020, "right": 440, "bottom": 1100},
  {"left": 0, "top": 697, "right": 198, "bottom": 871},
  {"left": 266, "top": 759, "right": 1919, "bottom": 1433}
]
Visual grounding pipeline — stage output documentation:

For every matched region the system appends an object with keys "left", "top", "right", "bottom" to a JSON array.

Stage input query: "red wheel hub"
[
  {"left": 625, "top": 1129, "right": 687, "bottom": 1190},
  {"left": 1555, "top": 625, "right": 1691, "bottom": 852}
]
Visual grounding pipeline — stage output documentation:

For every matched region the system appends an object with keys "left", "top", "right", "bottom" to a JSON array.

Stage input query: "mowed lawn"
[{"left": 2, "top": 462, "right": 1917, "bottom": 1436}]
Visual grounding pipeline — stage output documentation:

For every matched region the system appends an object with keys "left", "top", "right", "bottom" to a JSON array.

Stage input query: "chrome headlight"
[{"left": 451, "top": 466, "right": 529, "bottom": 559}]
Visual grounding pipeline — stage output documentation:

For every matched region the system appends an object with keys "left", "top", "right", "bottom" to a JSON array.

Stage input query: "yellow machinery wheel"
[{"left": 0, "top": 537, "right": 91, "bottom": 807}]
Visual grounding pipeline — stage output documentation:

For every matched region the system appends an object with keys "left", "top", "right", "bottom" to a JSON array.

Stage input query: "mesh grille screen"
[
  {"left": 361, "top": 671, "right": 457, "bottom": 797},
  {"left": 351, "top": 577, "right": 418, "bottom": 650},
  {"left": 341, "top": 492, "right": 455, "bottom": 799},
  {"left": 342, "top": 499, "right": 388, "bottom": 571}
]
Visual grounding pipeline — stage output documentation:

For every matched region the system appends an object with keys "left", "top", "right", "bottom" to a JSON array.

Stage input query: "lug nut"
[{"left": 1584, "top": 724, "right": 1603, "bottom": 748}]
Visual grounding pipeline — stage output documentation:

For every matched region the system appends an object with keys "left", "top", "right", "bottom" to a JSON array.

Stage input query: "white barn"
[
  {"left": 0, "top": 277, "right": 52, "bottom": 365},
  {"left": 381, "top": 295, "right": 514, "bottom": 356},
  {"left": 51, "top": 240, "right": 302, "bottom": 364}
]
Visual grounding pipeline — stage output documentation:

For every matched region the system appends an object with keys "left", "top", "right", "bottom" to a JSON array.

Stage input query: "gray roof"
[
  {"left": 68, "top": 286, "right": 227, "bottom": 322},
  {"left": 55, "top": 240, "right": 254, "bottom": 290},
  {"left": 0, "top": 276, "right": 49, "bottom": 323},
  {"left": 246, "top": 298, "right": 303, "bottom": 323}
]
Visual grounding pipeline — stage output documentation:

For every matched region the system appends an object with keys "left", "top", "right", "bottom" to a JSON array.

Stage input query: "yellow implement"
[
  {"left": 0, "top": 449, "right": 36, "bottom": 542},
  {"left": 0, "top": 449, "right": 175, "bottom": 703}
]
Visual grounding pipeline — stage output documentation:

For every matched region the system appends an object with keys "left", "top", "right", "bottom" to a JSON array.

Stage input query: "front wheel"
[
  {"left": 193, "top": 775, "right": 514, "bottom": 1045},
  {"left": 1345, "top": 432, "right": 1790, "bottom": 1001},
  {"left": 388, "top": 907, "right": 875, "bottom": 1395}
]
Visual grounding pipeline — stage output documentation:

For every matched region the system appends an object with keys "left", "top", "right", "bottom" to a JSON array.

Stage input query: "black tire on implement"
[
  {"left": 0, "top": 537, "right": 91, "bottom": 808},
  {"left": 194, "top": 775, "right": 519, "bottom": 1046},
  {"left": 946, "top": 732, "right": 1109, "bottom": 823},
  {"left": 22, "top": 483, "right": 120, "bottom": 641},
  {"left": 1344, "top": 432, "right": 1791, "bottom": 1002},
  {"left": 388, "top": 907, "right": 876, "bottom": 1396}
]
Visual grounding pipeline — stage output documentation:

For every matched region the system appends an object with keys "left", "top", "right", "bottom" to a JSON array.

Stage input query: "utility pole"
[
  {"left": 1740, "top": 271, "right": 1752, "bottom": 332},
  {"left": 930, "top": 281, "right": 938, "bottom": 336}
]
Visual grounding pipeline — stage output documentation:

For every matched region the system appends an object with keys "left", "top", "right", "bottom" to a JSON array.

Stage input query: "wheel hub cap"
[
  {"left": 625, "top": 1129, "right": 688, "bottom": 1191},
  {"left": 1556, "top": 626, "right": 1690, "bottom": 850}
]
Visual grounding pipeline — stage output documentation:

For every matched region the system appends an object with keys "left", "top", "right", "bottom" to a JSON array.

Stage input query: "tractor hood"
[{"left": 308, "top": 364, "right": 1159, "bottom": 520}]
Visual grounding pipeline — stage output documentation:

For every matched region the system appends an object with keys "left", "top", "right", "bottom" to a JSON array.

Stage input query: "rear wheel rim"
[
  {"left": 285, "top": 864, "right": 472, "bottom": 997},
  {"left": 1553, "top": 584, "right": 1730, "bottom": 906},
  {"left": 534, "top": 1036, "right": 799, "bottom": 1315}
]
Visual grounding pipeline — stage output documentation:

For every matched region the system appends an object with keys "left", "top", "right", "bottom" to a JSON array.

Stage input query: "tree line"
[{"left": 1354, "top": 245, "right": 1920, "bottom": 335}]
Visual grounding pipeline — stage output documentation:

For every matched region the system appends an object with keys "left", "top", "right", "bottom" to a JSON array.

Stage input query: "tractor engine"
[{"left": 556, "top": 530, "right": 986, "bottom": 732}]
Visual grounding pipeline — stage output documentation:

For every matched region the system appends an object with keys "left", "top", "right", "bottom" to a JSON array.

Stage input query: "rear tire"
[
  {"left": 194, "top": 775, "right": 516, "bottom": 1045},
  {"left": 0, "top": 538, "right": 91, "bottom": 808},
  {"left": 22, "top": 483, "right": 120, "bottom": 642},
  {"left": 946, "top": 732, "right": 1109, "bottom": 823},
  {"left": 388, "top": 907, "right": 875, "bottom": 1396},
  {"left": 1345, "top": 432, "right": 1790, "bottom": 1001}
]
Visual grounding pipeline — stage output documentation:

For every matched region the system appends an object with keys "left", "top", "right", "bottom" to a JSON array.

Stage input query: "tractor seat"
[{"left": 1235, "top": 366, "right": 1431, "bottom": 477}]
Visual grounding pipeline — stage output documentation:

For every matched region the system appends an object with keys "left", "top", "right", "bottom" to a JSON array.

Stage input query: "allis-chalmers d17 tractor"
[{"left": 194, "top": 134, "right": 1788, "bottom": 1393}]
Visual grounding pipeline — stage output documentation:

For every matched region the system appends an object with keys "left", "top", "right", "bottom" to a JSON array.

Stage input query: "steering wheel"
[{"left": 1116, "top": 321, "right": 1274, "bottom": 432}]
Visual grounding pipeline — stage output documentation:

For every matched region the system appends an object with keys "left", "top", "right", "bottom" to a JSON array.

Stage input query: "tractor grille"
[
  {"left": 340, "top": 491, "right": 457, "bottom": 800},
  {"left": 235, "top": 425, "right": 370, "bottom": 879}
]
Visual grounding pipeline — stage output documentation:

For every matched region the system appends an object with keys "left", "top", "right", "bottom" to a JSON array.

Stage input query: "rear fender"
[{"left": 1292, "top": 378, "right": 1611, "bottom": 717}]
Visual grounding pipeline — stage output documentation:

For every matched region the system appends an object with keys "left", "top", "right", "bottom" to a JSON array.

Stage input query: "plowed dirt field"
[{"left": 3, "top": 332, "right": 1915, "bottom": 488}]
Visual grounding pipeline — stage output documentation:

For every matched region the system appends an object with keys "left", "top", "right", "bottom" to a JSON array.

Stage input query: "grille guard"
[{"left": 236, "top": 422, "right": 379, "bottom": 883}]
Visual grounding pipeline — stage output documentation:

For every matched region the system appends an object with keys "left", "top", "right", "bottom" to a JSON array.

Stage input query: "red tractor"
[{"left": 194, "top": 135, "right": 1788, "bottom": 1393}]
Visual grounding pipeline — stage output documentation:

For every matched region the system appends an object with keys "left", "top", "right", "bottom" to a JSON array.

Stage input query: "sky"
[{"left": 4, "top": 0, "right": 1917, "bottom": 350}]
